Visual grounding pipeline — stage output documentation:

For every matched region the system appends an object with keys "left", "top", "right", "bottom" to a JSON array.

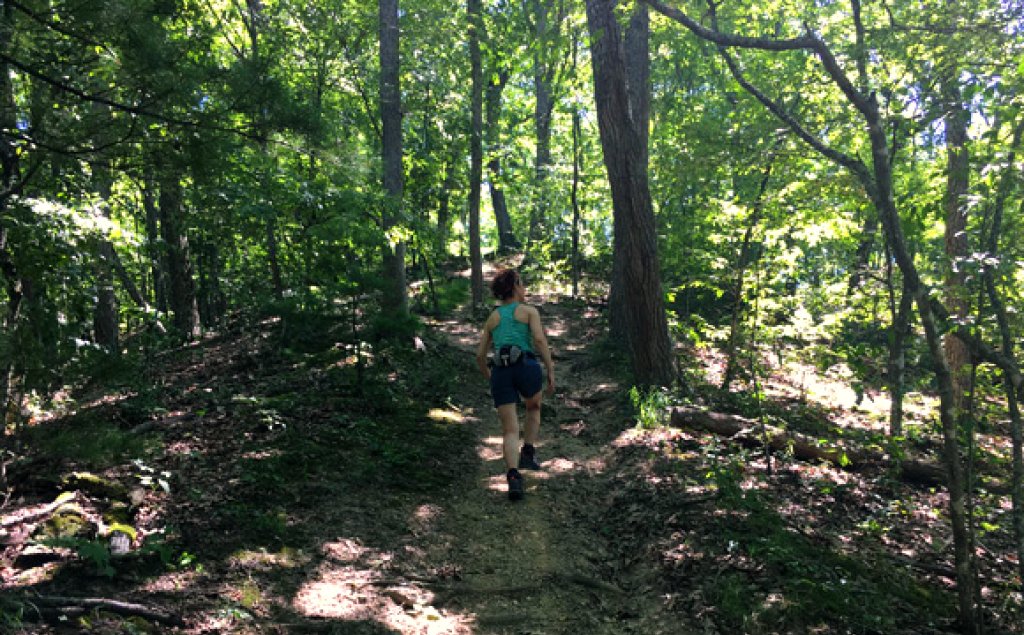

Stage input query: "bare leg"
[
  {"left": 496, "top": 403, "right": 519, "bottom": 470},
  {"left": 523, "top": 393, "right": 542, "bottom": 446}
]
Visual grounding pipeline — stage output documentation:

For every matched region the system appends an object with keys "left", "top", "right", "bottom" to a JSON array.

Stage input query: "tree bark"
[
  {"left": 92, "top": 169, "right": 119, "bottom": 352},
  {"left": 379, "top": 0, "right": 409, "bottom": 317},
  {"left": 608, "top": 1, "right": 651, "bottom": 345},
  {"left": 586, "top": 0, "right": 674, "bottom": 386},
  {"left": 527, "top": 0, "right": 558, "bottom": 251},
  {"left": 0, "top": 0, "right": 25, "bottom": 419},
  {"left": 942, "top": 78, "right": 971, "bottom": 414},
  {"left": 157, "top": 170, "right": 201, "bottom": 339},
  {"left": 486, "top": 69, "right": 518, "bottom": 253},
  {"left": 570, "top": 28, "right": 582, "bottom": 298},
  {"left": 468, "top": 0, "right": 484, "bottom": 307},
  {"left": 886, "top": 274, "right": 913, "bottom": 437},
  {"left": 141, "top": 167, "right": 167, "bottom": 314}
]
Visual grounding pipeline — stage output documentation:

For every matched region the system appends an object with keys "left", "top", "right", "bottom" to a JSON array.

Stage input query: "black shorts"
[{"left": 490, "top": 357, "right": 543, "bottom": 407}]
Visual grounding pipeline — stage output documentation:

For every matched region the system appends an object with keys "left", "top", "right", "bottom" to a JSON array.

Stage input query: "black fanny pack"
[{"left": 496, "top": 345, "right": 533, "bottom": 367}]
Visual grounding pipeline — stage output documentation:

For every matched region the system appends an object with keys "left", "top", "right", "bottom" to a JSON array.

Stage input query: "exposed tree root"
[{"left": 2, "top": 594, "right": 184, "bottom": 627}]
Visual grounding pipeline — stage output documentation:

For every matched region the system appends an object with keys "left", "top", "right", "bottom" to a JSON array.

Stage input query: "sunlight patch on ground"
[
  {"left": 410, "top": 504, "right": 444, "bottom": 536},
  {"left": 294, "top": 539, "right": 473, "bottom": 634},
  {"left": 228, "top": 546, "right": 310, "bottom": 570},
  {"left": 427, "top": 408, "right": 464, "bottom": 424}
]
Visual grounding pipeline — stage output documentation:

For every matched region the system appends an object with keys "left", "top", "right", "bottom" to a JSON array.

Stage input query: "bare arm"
[
  {"left": 528, "top": 307, "right": 555, "bottom": 394},
  {"left": 476, "top": 312, "right": 498, "bottom": 378}
]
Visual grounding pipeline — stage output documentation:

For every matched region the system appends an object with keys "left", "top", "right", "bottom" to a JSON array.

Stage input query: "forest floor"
[{"left": 1, "top": 266, "right": 1022, "bottom": 634}]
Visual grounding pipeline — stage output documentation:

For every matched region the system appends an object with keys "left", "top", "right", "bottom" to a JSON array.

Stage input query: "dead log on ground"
[{"left": 670, "top": 406, "right": 950, "bottom": 488}]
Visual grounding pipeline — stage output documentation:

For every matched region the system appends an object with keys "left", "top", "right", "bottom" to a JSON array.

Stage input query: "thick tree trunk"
[
  {"left": 379, "top": 0, "right": 409, "bottom": 316},
  {"left": 158, "top": 172, "right": 201, "bottom": 339},
  {"left": 586, "top": 0, "right": 674, "bottom": 386},
  {"left": 526, "top": 0, "right": 561, "bottom": 252},
  {"left": 608, "top": 2, "right": 651, "bottom": 344}
]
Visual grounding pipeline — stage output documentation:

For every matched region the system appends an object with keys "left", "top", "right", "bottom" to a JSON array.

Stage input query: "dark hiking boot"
[
  {"left": 507, "top": 469, "right": 524, "bottom": 501},
  {"left": 518, "top": 444, "right": 541, "bottom": 470}
]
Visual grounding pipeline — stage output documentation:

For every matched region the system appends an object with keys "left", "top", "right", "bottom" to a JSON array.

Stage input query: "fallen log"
[
  {"left": 669, "top": 406, "right": 949, "bottom": 488},
  {"left": 3, "top": 595, "right": 184, "bottom": 627}
]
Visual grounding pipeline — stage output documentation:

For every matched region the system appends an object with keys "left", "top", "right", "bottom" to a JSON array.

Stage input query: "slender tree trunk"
[
  {"left": 486, "top": 69, "right": 518, "bottom": 252},
  {"left": 141, "top": 167, "right": 168, "bottom": 314},
  {"left": 863, "top": 104, "right": 976, "bottom": 635},
  {"left": 437, "top": 152, "right": 457, "bottom": 254},
  {"left": 847, "top": 214, "right": 878, "bottom": 294},
  {"left": 981, "top": 117, "right": 1024, "bottom": 592},
  {"left": 526, "top": 0, "right": 562, "bottom": 253},
  {"left": 158, "top": 170, "right": 201, "bottom": 339},
  {"left": 570, "top": 29, "right": 582, "bottom": 298},
  {"left": 722, "top": 163, "right": 773, "bottom": 390},
  {"left": 886, "top": 274, "right": 913, "bottom": 437},
  {"left": 468, "top": 0, "right": 484, "bottom": 306},
  {"left": 586, "top": 0, "right": 674, "bottom": 386},
  {"left": 379, "top": 0, "right": 409, "bottom": 316},
  {"left": 92, "top": 170, "right": 119, "bottom": 352},
  {"left": 942, "top": 79, "right": 971, "bottom": 415}
]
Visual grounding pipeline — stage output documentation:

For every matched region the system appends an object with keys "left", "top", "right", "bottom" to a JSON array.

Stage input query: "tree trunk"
[
  {"left": 862, "top": 102, "right": 976, "bottom": 635},
  {"left": 526, "top": 0, "right": 561, "bottom": 253},
  {"left": 586, "top": 0, "right": 674, "bottom": 386},
  {"left": 847, "top": 213, "right": 878, "bottom": 294},
  {"left": 437, "top": 151, "right": 457, "bottom": 253},
  {"left": 570, "top": 29, "right": 582, "bottom": 298},
  {"left": 0, "top": 0, "right": 25, "bottom": 418},
  {"left": 607, "top": 2, "right": 651, "bottom": 344},
  {"left": 142, "top": 167, "right": 168, "bottom": 314},
  {"left": 379, "top": 0, "right": 409, "bottom": 316},
  {"left": 468, "top": 0, "right": 484, "bottom": 307},
  {"left": 981, "top": 116, "right": 1024, "bottom": 592},
  {"left": 158, "top": 171, "right": 201, "bottom": 339},
  {"left": 722, "top": 163, "right": 773, "bottom": 390},
  {"left": 486, "top": 69, "right": 518, "bottom": 253},
  {"left": 942, "top": 79, "right": 972, "bottom": 415},
  {"left": 886, "top": 274, "right": 913, "bottom": 437},
  {"left": 92, "top": 170, "right": 119, "bottom": 352}
]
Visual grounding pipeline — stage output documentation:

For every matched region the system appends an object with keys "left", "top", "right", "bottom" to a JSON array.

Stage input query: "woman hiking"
[{"left": 476, "top": 269, "right": 556, "bottom": 501}]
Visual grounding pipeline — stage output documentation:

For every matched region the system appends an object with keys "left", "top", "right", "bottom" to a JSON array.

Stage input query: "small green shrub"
[{"left": 629, "top": 386, "right": 672, "bottom": 429}]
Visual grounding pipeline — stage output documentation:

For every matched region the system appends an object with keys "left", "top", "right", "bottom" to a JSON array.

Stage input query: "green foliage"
[{"left": 629, "top": 385, "right": 673, "bottom": 430}]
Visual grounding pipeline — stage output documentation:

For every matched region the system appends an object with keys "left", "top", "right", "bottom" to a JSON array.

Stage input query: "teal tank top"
[{"left": 492, "top": 303, "right": 534, "bottom": 354}]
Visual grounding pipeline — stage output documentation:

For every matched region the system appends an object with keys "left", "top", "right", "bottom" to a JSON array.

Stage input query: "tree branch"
[{"left": 0, "top": 52, "right": 261, "bottom": 142}]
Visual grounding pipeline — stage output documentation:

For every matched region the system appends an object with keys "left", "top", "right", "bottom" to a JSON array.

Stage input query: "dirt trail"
[
  {"left": 291, "top": 292, "right": 672, "bottom": 635},
  {"left": 411, "top": 297, "right": 635, "bottom": 634}
]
